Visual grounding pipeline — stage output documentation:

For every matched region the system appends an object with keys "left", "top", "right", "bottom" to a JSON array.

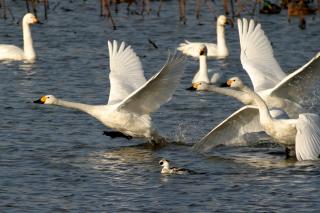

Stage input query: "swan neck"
[
  {"left": 23, "top": 21, "right": 36, "bottom": 60},
  {"left": 242, "top": 86, "right": 272, "bottom": 122},
  {"left": 216, "top": 25, "right": 226, "bottom": 50},
  {"left": 56, "top": 99, "right": 93, "bottom": 113},
  {"left": 199, "top": 55, "right": 208, "bottom": 79},
  {"left": 207, "top": 86, "right": 248, "bottom": 104}
]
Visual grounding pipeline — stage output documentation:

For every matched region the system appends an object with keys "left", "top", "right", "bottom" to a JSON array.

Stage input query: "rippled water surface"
[{"left": 1, "top": 1, "right": 320, "bottom": 212}]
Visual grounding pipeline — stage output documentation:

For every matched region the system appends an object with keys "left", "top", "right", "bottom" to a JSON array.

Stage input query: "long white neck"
[
  {"left": 22, "top": 21, "right": 36, "bottom": 60},
  {"left": 194, "top": 55, "right": 209, "bottom": 83},
  {"left": 241, "top": 85, "right": 273, "bottom": 124},
  {"left": 206, "top": 85, "right": 253, "bottom": 105},
  {"left": 55, "top": 99, "right": 94, "bottom": 114},
  {"left": 216, "top": 24, "right": 228, "bottom": 54}
]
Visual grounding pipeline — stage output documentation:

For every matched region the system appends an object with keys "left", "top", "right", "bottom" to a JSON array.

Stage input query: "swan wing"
[
  {"left": 270, "top": 52, "right": 320, "bottom": 104},
  {"left": 238, "top": 19, "right": 286, "bottom": 92},
  {"left": 295, "top": 113, "right": 320, "bottom": 161},
  {"left": 193, "top": 106, "right": 263, "bottom": 153},
  {"left": 117, "top": 53, "right": 186, "bottom": 115},
  {"left": 107, "top": 40, "right": 147, "bottom": 105},
  {"left": 177, "top": 41, "right": 217, "bottom": 58}
]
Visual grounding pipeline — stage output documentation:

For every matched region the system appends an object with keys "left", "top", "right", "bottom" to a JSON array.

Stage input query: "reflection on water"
[{"left": 1, "top": 0, "right": 320, "bottom": 212}]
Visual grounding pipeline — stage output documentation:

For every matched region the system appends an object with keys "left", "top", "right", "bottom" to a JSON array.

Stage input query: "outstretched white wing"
[
  {"left": 238, "top": 18, "right": 286, "bottom": 92},
  {"left": 270, "top": 52, "right": 320, "bottom": 104},
  {"left": 117, "top": 53, "right": 186, "bottom": 115},
  {"left": 177, "top": 40, "right": 218, "bottom": 58},
  {"left": 107, "top": 40, "right": 147, "bottom": 105},
  {"left": 295, "top": 113, "right": 320, "bottom": 161},
  {"left": 193, "top": 106, "right": 263, "bottom": 153}
]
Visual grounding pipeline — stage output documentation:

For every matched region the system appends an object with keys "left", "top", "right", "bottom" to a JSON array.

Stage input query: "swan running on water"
[
  {"left": 226, "top": 77, "right": 320, "bottom": 161},
  {"left": 177, "top": 15, "right": 231, "bottom": 59},
  {"left": 191, "top": 18, "right": 320, "bottom": 152},
  {"left": 34, "top": 40, "right": 186, "bottom": 143},
  {"left": 0, "top": 13, "right": 39, "bottom": 61}
]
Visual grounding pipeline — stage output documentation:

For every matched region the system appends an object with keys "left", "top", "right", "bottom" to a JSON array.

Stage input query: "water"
[{"left": 1, "top": 1, "right": 320, "bottom": 212}]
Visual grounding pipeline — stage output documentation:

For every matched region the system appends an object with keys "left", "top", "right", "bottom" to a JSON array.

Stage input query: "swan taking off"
[
  {"left": 177, "top": 15, "right": 231, "bottom": 59},
  {"left": 227, "top": 77, "right": 320, "bottom": 161},
  {"left": 34, "top": 40, "right": 186, "bottom": 142},
  {"left": 0, "top": 13, "right": 39, "bottom": 61},
  {"left": 159, "top": 159, "right": 192, "bottom": 174},
  {"left": 192, "top": 18, "right": 320, "bottom": 153}
]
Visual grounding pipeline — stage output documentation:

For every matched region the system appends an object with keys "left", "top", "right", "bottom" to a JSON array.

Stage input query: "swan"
[
  {"left": 185, "top": 44, "right": 224, "bottom": 90},
  {"left": 177, "top": 15, "right": 231, "bottom": 59},
  {"left": 159, "top": 159, "right": 193, "bottom": 174},
  {"left": 0, "top": 13, "right": 38, "bottom": 61},
  {"left": 226, "top": 77, "right": 320, "bottom": 161},
  {"left": 34, "top": 40, "right": 186, "bottom": 142},
  {"left": 192, "top": 18, "right": 320, "bottom": 152}
]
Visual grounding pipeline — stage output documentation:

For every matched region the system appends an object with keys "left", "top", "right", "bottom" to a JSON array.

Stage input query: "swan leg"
[{"left": 103, "top": 131, "right": 133, "bottom": 140}]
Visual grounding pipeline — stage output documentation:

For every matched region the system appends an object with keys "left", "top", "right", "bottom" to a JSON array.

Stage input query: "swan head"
[
  {"left": 217, "top": 15, "right": 233, "bottom": 27},
  {"left": 159, "top": 159, "right": 170, "bottom": 168},
  {"left": 192, "top": 82, "right": 210, "bottom": 91},
  {"left": 34, "top": 95, "right": 57, "bottom": 105},
  {"left": 23, "top": 13, "right": 39, "bottom": 25},
  {"left": 226, "top": 77, "right": 245, "bottom": 89},
  {"left": 199, "top": 44, "right": 207, "bottom": 56}
]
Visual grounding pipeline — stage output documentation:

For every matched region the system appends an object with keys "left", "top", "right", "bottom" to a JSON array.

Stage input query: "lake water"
[{"left": 1, "top": 1, "right": 320, "bottom": 212}]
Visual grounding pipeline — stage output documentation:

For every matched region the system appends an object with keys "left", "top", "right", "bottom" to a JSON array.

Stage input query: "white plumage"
[
  {"left": 0, "top": 13, "right": 38, "bottom": 61},
  {"left": 34, "top": 40, "right": 186, "bottom": 140},
  {"left": 226, "top": 77, "right": 320, "bottom": 161},
  {"left": 177, "top": 15, "right": 230, "bottom": 59},
  {"left": 193, "top": 18, "right": 320, "bottom": 152}
]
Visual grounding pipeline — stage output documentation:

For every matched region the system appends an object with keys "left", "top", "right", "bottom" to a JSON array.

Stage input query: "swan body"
[
  {"left": 159, "top": 159, "right": 191, "bottom": 174},
  {"left": 177, "top": 15, "right": 230, "bottom": 59},
  {"left": 227, "top": 77, "right": 320, "bottom": 161},
  {"left": 192, "top": 18, "right": 320, "bottom": 152},
  {"left": 0, "top": 13, "right": 38, "bottom": 61},
  {"left": 34, "top": 41, "right": 186, "bottom": 139}
]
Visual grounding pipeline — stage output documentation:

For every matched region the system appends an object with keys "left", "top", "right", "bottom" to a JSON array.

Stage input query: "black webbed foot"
[{"left": 103, "top": 131, "right": 133, "bottom": 140}]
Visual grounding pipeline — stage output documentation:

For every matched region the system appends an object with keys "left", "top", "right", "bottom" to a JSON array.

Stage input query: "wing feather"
[
  {"left": 107, "top": 40, "right": 146, "bottom": 105},
  {"left": 270, "top": 52, "right": 320, "bottom": 104},
  {"left": 295, "top": 113, "right": 320, "bottom": 161},
  {"left": 177, "top": 41, "right": 218, "bottom": 58},
  {"left": 238, "top": 18, "right": 286, "bottom": 92},
  {"left": 193, "top": 106, "right": 264, "bottom": 153},
  {"left": 117, "top": 53, "right": 186, "bottom": 115}
]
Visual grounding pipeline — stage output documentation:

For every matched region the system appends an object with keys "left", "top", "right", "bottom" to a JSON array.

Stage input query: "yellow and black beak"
[
  {"left": 32, "top": 16, "right": 39, "bottom": 24},
  {"left": 226, "top": 79, "right": 233, "bottom": 87},
  {"left": 186, "top": 82, "right": 201, "bottom": 91},
  {"left": 33, "top": 96, "right": 46, "bottom": 104},
  {"left": 199, "top": 49, "right": 205, "bottom": 56}
]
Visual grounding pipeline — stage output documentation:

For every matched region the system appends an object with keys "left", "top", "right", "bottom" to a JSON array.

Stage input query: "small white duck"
[{"left": 159, "top": 159, "right": 192, "bottom": 174}]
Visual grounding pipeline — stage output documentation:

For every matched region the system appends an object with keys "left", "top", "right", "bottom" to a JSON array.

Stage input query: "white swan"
[
  {"left": 0, "top": 13, "right": 38, "bottom": 61},
  {"left": 177, "top": 15, "right": 230, "bottom": 59},
  {"left": 186, "top": 44, "right": 224, "bottom": 90},
  {"left": 226, "top": 77, "right": 320, "bottom": 161},
  {"left": 192, "top": 18, "right": 320, "bottom": 152},
  {"left": 34, "top": 40, "right": 186, "bottom": 141}
]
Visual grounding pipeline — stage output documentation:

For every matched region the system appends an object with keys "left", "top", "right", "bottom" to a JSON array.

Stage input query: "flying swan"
[
  {"left": 225, "top": 77, "right": 320, "bottom": 161},
  {"left": 192, "top": 18, "right": 320, "bottom": 152},
  {"left": 177, "top": 15, "right": 231, "bottom": 59},
  {"left": 34, "top": 40, "right": 186, "bottom": 142},
  {"left": 0, "top": 13, "right": 39, "bottom": 61}
]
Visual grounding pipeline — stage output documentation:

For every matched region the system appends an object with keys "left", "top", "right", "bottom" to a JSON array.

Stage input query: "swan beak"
[
  {"left": 226, "top": 80, "right": 233, "bottom": 87},
  {"left": 186, "top": 82, "right": 200, "bottom": 91},
  {"left": 32, "top": 17, "right": 39, "bottom": 24},
  {"left": 220, "top": 82, "right": 229, "bottom": 87},
  {"left": 33, "top": 96, "right": 46, "bottom": 104}
]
